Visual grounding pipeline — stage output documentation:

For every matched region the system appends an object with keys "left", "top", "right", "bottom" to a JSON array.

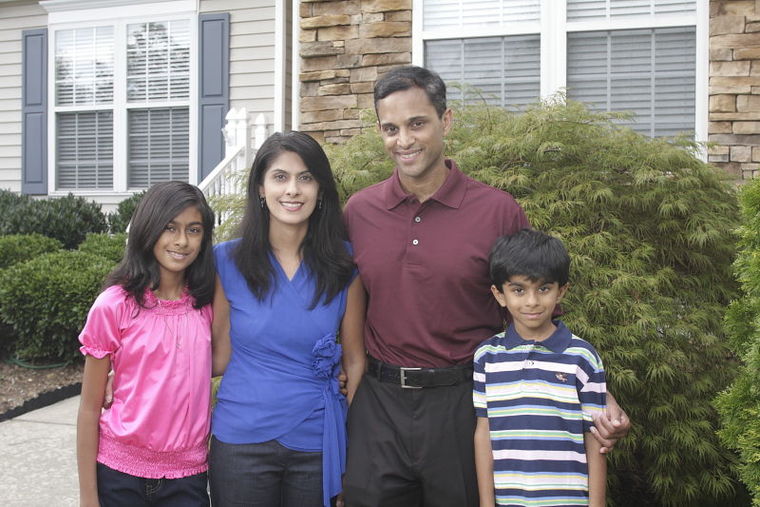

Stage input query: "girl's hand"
[
  {"left": 338, "top": 370, "right": 348, "bottom": 396},
  {"left": 102, "top": 370, "right": 114, "bottom": 409}
]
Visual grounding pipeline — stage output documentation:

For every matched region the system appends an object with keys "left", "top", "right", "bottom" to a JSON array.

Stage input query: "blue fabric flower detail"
[{"left": 312, "top": 334, "right": 342, "bottom": 379}]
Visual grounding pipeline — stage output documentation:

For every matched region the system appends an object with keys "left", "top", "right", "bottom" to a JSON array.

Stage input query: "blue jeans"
[
  {"left": 96, "top": 462, "right": 209, "bottom": 507},
  {"left": 209, "top": 436, "right": 324, "bottom": 506}
]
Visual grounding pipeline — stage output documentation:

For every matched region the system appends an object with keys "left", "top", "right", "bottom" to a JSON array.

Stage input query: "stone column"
[
  {"left": 709, "top": 0, "right": 760, "bottom": 180},
  {"left": 299, "top": 0, "right": 412, "bottom": 143}
]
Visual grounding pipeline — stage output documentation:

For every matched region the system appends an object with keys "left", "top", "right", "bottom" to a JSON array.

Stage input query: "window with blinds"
[
  {"left": 53, "top": 18, "right": 190, "bottom": 191},
  {"left": 128, "top": 107, "right": 189, "bottom": 187},
  {"left": 425, "top": 35, "right": 540, "bottom": 109},
  {"left": 567, "top": 27, "right": 696, "bottom": 137},
  {"left": 567, "top": 0, "right": 696, "bottom": 22},
  {"left": 422, "top": 0, "right": 540, "bottom": 30},
  {"left": 57, "top": 111, "right": 113, "bottom": 189}
]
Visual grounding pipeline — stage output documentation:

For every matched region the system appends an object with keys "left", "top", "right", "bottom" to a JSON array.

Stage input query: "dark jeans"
[
  {"left": 96, "top": 462, "right": 209, "bottom": 507},
  {"left": 209, "top": 436, "right": 324, "bottom": 507},
  {"left": 343, "top": 374, "right": 478, "bottom": 507}
]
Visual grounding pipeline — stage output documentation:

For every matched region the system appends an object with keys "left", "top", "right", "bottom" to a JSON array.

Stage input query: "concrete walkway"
[{"left": 0, "top": 395, "right": 79, "bottom": 506}]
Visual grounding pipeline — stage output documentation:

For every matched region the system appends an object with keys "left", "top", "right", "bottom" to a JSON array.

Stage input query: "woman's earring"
[
  {"left": 259, "top": 196, "right": 265, "bottom": 209},
  {"left": 318, "top": 198, "right": 323, "bottom": 210}
]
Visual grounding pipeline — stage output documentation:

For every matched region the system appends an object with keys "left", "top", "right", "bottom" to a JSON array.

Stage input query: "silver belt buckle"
[{"left": 400, "top": 367, "right": 422, "bottom": 389}]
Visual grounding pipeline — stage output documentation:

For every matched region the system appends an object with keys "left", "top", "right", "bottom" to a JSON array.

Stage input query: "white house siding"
[
  {"left": 0, "top": 1, "right": 46, "bottom": 193},
  {"left": 200, "top": 0, "right": 278, "bottom": 146}
]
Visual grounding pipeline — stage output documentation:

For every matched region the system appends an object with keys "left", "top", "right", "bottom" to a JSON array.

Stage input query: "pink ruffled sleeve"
[{"left": 78, "top": 286, "right": 125, "bottom": 359}]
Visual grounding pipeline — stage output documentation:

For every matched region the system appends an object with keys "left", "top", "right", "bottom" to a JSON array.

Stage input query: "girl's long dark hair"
[
  {"left": 233, "top": 131, "right": 354, "bottom": 308},
  {"left": 105, "top": 181, "right": 216, "bottom": 309}
]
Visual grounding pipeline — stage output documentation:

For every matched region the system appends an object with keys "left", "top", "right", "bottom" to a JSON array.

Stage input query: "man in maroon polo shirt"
[{"left": 342, "top": 66, "right": 629, "bottom": 507}]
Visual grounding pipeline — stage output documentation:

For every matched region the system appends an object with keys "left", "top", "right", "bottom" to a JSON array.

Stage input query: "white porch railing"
[{"left": 198, "top": 108, "right": 267, "bottom": 224}]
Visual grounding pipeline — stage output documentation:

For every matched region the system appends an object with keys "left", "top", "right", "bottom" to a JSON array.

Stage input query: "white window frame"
[
  {"left": 42, "top": 0, "right": 198, "bottom": 198},
  {"left": 413, "top": 0, "right": 708, "bottom": 145}
]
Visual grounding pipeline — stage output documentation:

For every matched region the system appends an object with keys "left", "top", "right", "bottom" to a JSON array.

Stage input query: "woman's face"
[{"left": 259, "top": 150, "right": 320, "bottom": 231}]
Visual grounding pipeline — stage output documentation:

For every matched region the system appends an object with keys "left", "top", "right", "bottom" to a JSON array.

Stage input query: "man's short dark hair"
[
  {"left": 489, "top": 229, "right": 571, "bottom": 290},
  {"left": 373, "top": 65, "right": 447, "bottom": 117}
]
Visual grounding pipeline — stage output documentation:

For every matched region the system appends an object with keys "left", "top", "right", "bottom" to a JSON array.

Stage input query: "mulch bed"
[{"left": 0, "top": 358, "right": 83, "bottom": 422}]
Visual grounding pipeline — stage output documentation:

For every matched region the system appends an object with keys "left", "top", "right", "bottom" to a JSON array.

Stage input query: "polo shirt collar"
[
  {"left": 383, "top": 159, "right": 467, "bottom": 210},
  {"left": 504, "top": 320, "right": 572, "bottom": 353}
]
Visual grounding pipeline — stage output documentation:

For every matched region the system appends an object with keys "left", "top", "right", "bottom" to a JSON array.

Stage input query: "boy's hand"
[
  {"left": 591, "top": 394, "right": 630, "bottom": 453},
  {"left": 102, "top": 370, "right": 114, "bottom": 409}
]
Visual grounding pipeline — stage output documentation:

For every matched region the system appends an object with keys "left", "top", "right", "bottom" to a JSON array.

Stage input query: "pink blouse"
[{"left": 79, "top": 285, "right": 213, "bottom": 479}]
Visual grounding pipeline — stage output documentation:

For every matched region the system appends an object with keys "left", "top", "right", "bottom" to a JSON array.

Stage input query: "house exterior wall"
[
  {"left": 709, "top": 0, "right": 760, "bottom": 181},
  {"left": 200, "top": 0, "right": 279, "bottom": 145},
  {"left": 298, "top": 0, "right": 411, "bottom": 143},
  {"left": 0, "top": 1, "right": 46, "bottom": 193}
]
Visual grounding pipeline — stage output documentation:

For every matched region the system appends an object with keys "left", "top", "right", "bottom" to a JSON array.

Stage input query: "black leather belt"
[{"left": 366, "top": 356, "right": 473, "bottom": 389}]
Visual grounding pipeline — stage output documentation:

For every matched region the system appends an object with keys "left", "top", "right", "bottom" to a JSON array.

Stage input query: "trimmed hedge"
[
  {"left": 77, "top": 233, "right": 127, "bottom": 264},
  {"left": 0, "top": 234, "right": 62, "bottom": 269},
  {"left": 325, "top": 100, "right": 743, "bottom": 506},
  {"left": 0, "top": 250, "right": 114, "bottom": 362},
  {"left": 0, "top": 191, "right": 107, "bottom": 249}
]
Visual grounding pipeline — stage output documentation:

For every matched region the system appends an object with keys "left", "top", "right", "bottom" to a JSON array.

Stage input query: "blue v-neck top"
[{"left": 212, "top": 239, "right": 350, "bottom": 506}]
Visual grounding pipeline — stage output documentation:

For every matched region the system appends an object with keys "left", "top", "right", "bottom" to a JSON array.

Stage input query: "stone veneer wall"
[
  {"left": 710, "top": 0, "right": 760, "bottom": 180},
  {"left": 299, "top": 0, "right": 412, "bottom": 143}
]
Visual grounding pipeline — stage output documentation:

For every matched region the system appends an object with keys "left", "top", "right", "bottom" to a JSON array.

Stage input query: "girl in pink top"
[{"left": 77, "top": 181, "right": 216, "bottom": 507}]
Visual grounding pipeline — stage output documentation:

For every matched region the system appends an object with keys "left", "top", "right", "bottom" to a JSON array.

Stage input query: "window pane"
[
  {"left": 567, "top": 27, "right": 696, "bottom": 138},
  {"left": 127, "top": 20, "right": 190, "bottom": 102},
  {"left": 55, "top": 27, "right": 113, "bottom": 106},
  {"left": 423, "top": 0, "right": 539, "bottom": 30},
  {"left": 425, "top": 35, "right": 540, "bottom": 109},
  {"left": 128, "top": 107, "right": 189, "bottom": 187},
  {"left": 567, "top": 0, "right": 696, "bottom": 22},
  {"left": 57, "top": 111, "right": 114, "bottom": 189}
]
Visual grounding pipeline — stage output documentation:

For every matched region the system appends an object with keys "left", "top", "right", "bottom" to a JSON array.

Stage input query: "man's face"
[{"left": 376, "top": 86, "right": 452, "bottom": 185}]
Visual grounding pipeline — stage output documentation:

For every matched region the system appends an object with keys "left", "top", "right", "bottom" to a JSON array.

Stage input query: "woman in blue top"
[{"left": 209, "top": 131, "right": 366, "bottom": 507}]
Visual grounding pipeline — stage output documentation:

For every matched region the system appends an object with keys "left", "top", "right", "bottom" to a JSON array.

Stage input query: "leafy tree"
[
  {"left": 716, "top": 177, "right": 760, "bottom": 505},
  {"left": 325, "top": 99, "right": 743, "bottom": 505}
]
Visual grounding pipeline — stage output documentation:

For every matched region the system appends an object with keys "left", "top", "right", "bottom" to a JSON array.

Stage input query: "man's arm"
[
  {"left": 591, "top": 392, "right": 630, "bottom": 453},
  {"left": 584, "top": 432, "right": 607, "bottom": 507},
  {"left": 474, "top": 416, "right": 495, "bottom": 507}
]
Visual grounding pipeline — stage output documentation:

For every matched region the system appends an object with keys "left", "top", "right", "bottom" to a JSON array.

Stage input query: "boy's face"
[{"left": 491, "top": 275, "right": 568, "bottom": 341}]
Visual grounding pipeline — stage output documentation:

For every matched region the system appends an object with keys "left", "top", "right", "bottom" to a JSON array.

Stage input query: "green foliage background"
[
  {"left": 716, "top": 176, "right": 760, "bottom": 505},
  {"left": 77, "top": 232, "right": 127, "bottom": 264},
  {"left": 324, "top": 101, "right": 742, "bottom": 505},
  {"left": 0, "top": 233, "right": 62, "bottom": 269}
]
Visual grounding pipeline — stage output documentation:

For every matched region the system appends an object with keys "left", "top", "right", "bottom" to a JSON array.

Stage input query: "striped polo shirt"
[{"left": 473, "top": 320, "right": 606, "bottom": 507}]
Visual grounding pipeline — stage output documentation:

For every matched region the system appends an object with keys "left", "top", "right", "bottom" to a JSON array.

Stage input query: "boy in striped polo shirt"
[{"left": 473, "top": 229, "right": 607, "bottom": 507}]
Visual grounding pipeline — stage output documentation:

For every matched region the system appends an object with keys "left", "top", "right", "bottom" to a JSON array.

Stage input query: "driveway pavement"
[{"left": 0, "top": 395, "right": 79, "bottom": 506}]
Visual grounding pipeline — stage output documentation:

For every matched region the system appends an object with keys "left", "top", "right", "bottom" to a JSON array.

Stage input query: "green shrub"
[
  {"left": 0, "top": 234, "right": 63, "bottom": 269},
  {"left": 108, "top": 191, "right": 145, "bottom": 233},
  {"left": 0, "top": 193, "right": 107, "bottom": 249},
  {"left": 77, "top": 233, "right": 127, "bottom": 264},
  {"left": 326, "top": 100, "right": 743, "bottom": 505},
  {"left": 0, "top": 250, "right": 114, "bottom": 362},
  {"left": 716, "top": 177, "right": 760, "bottom": 505}
]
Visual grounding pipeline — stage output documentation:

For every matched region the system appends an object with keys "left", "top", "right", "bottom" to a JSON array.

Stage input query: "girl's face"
[
  {"left": 153, "top": 205, "right": 204, "bottom": 281},
  {"left": 259, "top": 150, "right": 320, "bottom": 231}
]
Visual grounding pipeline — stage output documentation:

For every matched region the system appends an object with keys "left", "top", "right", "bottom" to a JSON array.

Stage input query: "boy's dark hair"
[
  {"left": 374, "top": 65, "right": 448, "bottom": 118},
  {"left": 489, "top": 229, "right": 570, "bottom": 290},
  {"left": 106, "top": 181, "right": 216, "bottom": 309},
  {"left": 233, "top": 131, "right": 354, "bottom": 308}
]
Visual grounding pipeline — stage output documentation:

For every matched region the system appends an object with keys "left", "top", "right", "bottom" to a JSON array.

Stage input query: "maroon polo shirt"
[{"left": 343, "top": 160, "right": 529, "bottom": 368}]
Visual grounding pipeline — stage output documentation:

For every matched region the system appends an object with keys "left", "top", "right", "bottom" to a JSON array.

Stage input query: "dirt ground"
[{"left": 0, "top": 358, "right": 83, "bottom": 415}]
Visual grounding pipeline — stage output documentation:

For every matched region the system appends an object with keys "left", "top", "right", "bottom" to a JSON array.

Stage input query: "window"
[
  {"left": 417, "top": 0, "right": 705, "bottom": 139},
  {"left": 48, "top": 2, "right": 195, "bottom": 194}
]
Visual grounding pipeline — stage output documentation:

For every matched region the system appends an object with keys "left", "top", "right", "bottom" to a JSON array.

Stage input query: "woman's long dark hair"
[
  {"left": 233, "top": 131, "right": 354, "bottom": 308},
  {"left": 105, "top": 181, "right": 216, "bottom": 309}
]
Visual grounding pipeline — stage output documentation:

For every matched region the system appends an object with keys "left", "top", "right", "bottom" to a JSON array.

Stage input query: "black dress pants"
[{"left": 343, "top": 374, "right": 478, "bottom": 507}]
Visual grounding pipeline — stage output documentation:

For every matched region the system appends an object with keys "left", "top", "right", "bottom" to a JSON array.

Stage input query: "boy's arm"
[
  {"left": 591, "top": 392, "right": 630, "bottom": 453},
  {"left": 474, "top": 416, "right": 495, "bottom": 507},
  {"left": 77, "top": 355, "right": 110, "bottom": 507},
  {"left": 584, "top": 432, "right": 607, "bottom": 507}
]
